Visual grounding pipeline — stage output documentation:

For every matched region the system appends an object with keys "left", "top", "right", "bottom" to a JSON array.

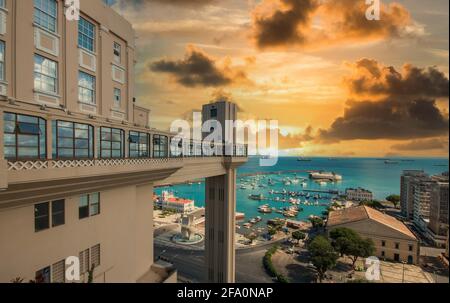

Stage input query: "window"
[
  {"left": 100, "top": 127, "right": 124, "bottom": 158},
  {"left": 53, "top": 120, "right": 94, "bottom": 159},
  {"left": 381, "top": 251, "right": 385, "bottom": 257},
  {"left": 210, "top": 108, "right": 217, "bottom": 118},
  {"left": 51, "top": 199, "right": 65, "bottom": 227},
  {"left": 113, "top": 88, "right": 121, "bottom": 108},
  {"left": 78, "top": 71, "right": 95, "bottom": 104},
  {"left": 0, "top": 41, "right": 5, "bottom": 82},
  {"left": 0, "top": 0, "right": 5, "bottom": 9},
  {"left": 4, "top": 113, "right": 46, "bottom": 160},
  {"left": 34, "top": 54, "right": 58, "bottom": 94},
  {"left": 52, "top": 260, "right": 65, "bottom": 283},
  {"left": 153, "top": 134, "right": 168, "bottom": 158},
  {"left": 91, "top": 244, "right": 101, "bottom": 268},
  {"left": 34, "top": 0, "right": 57, "bottom": 33},
  {"left": 35, "top": 266, "right": 51, "bottom": 283},
  {"left": 395, "top": 243, "right": 400, "bottom": 250},
  {"left": 79, "top": 193, "right": 100, "bottom": 219},
  {"left": 78, "top": 17, "right": 95, "bottom": 52},
  {"left": 381, "top": 240, "right": 386, "bottom": 247},
  {"left": 129, "top": 131, "right": 149, "bottom": 158},
  {"left": 409, "top": 244, "right": 413, "bottom": 252},
  {"left": 113, "top": 42, "right": 121, "bottom": 63},
  {"left": 35, "top": 202, "right": 49, "bottom": 232},
  {"left": 79, "top": 249, "right": 90, "bottom": 274}
]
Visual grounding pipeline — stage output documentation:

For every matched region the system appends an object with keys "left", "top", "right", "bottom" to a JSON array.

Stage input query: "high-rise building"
[
  {"left": 400, "top": 170, "right": 427, "bottom": 220},
  {"left": 428, "top": 173, "right": 449, "bottom": 247},
  {"left": 0, "top": 0, "right": 247, "bottom": 283}
]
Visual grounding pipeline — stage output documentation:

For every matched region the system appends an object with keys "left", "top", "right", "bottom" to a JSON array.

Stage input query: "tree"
[
  {"left": 292, "top": 231, "right": 306, "bottom": 244},
  {"left": 247, "top": 233, "right": 258, "bottom": 244},
  {"left": 309, "top": 217, "right": 324, "bottom": 229},
  {"left": 308, "top": 236, "right": 338, "bottom": 283},
  {"left": 329, "top": 228, "right": 360, "bottom": 257},
  {"left": 268, "top": 227, "right": 277, "bottom": 236},
  {"left": 347, "top": 238, "right": 375, "bottom": 268},
  {"left": 386, "top": 194, "right": 400, "bottom": 208}
]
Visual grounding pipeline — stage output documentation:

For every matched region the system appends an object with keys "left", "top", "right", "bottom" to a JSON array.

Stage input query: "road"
[{"left": 155, "top": 241, "right": 280, "bottom": 283}]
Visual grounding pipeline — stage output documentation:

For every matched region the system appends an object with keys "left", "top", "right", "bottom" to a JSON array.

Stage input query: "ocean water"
[{"left": 155, "top": 157, "right": 449, "bottom": 224}]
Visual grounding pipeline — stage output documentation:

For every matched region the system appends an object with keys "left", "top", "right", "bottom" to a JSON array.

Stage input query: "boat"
[
  {"left": 243, "top": 223, "right": 252, "bottom": 229},
  {"left": 384, "top": 160, "right": 399, "bottom": 165},
  {"left": 240, "top": 185, "right": 248, "bottom": 190},
  {"left": 297, "top": 157, "right": 312, "bottom": 162},
  {"left": 249, "top": 194, "right": 264, "bottom": 201}
]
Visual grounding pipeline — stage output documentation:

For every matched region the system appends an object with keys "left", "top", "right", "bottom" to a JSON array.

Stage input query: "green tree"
[
  {"left": 347, "top": 238, "right": 375, "bottom": 268},
  {"left": 292, "top": 231, "right": 306, "bottom": 244},
  {"left": 268, "top": 227, "right": 277, "bottom": 236},
  {"left": 329, "top": 227, "right": 360, "bottom": 257},
  {"left": 308, "top": 236, "right": 338, "bottom": 283},
  {"left": 309, "top": 217, "right": 324, "bottom": 229},
  {"left": 386, "top": 194, "right": 400, "bottom": 208}
]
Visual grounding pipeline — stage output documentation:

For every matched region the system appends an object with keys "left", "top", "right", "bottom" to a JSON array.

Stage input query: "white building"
[
  {"left": 156, "top": 191, "right": 195, "bottom": 213},
  {"left": 345, "top": 188, "right": 373, "bottom": 202}
]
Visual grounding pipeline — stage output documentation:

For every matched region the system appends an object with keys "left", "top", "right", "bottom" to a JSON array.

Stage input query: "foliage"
[
  {"left": 309, "top": 217, "right": 324, "bottom": 229},
  {"left": 386, "top": 194, "right": 400, "bottom": 208},
  {"left": 329, "top": 227, "right": 375, "bottom": 267},
  {"left": 308, "top": 236, "right": 338, "bottom": 283},
  {"left": 262, "top": 245, "right": 290, "bottom": 283},
  {"left": 292, "top": 231, "right": 306, "bottom": 242},
  {"left": 87, "top": 264, "right": 96, "bottom": 283}
]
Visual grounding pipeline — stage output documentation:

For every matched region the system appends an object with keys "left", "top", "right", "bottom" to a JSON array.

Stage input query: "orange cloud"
[{"left": 251, "top": 0, "right": 423, "bottom": 50}]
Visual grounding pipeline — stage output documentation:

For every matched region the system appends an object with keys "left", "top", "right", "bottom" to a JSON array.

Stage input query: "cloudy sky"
[{"left": 110, "top": 0, "right": 449, "bottom": 157}]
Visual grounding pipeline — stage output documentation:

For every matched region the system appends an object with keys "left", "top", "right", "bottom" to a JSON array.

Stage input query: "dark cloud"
[
  {"left": 319, "top": 60, "right": 449, "bottom": 142},
  {"left": 391, "top": 138, "right": 449, "bottom": 151},
  {"left": 252, "top": 0, "right": 318, "bottom": 49},
  {"left": 251, "top": 0, "right": 421, "bottom": 49},
  {"left": 128, "top": 0, "right": 215, "bottom": 7},
  {"left": 318, "top": 98, "right": 449, "bottom": 141},
  {"left": 345, "top": 59, "right": 449, "bottom": 98},
  {"left": 150, "top": 46, "right": 234, "bottom": 87}
]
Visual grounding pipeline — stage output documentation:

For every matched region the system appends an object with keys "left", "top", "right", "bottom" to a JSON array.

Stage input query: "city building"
[
  {"left": 428, "top": 173, "right": 449, "bottom": 248},
  {"left": 0, "top": 0, "right": 247, "bottom": 283},
  {"left": 345, "top": 187, "right": 373, "bottom": 202},
  {"left": 400, "top": 170, "right": 428, "bottom": 220},
  {"left": 155, "top": 191, "right": 195, "bottom": 213},
  {"left": 327, "top": 206, "right": 420, "bottom": 264}
]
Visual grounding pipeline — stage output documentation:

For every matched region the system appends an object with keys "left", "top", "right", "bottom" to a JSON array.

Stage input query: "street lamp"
[{"left": 401, "top": 261, "right": 407, "bottom": 283}]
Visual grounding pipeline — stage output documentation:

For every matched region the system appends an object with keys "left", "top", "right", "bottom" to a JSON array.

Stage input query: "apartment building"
[
  {"left": 327, "top": 205, "right": 420, "bottom": 264},
  {"left": 345, "top": 187, "right": 373, "bottom": 202},
  {"left": 0, "top": 0, "right": 247, "bottom": 283},
  {"left": 400, "top": 170, "right": 427, "bottom": 220},
  {"left": 428, "top": 174, "right": 449, "bottom": 247}
]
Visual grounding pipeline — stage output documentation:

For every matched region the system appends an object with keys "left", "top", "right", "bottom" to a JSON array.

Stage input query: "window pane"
[
  {"left": 34, "top": 0, "right": 57, "bottom": 33},
  {"left": 18, "top": 123, "right": 41, "bottom": 135},
  {"left": 57, "top": 148, "right": 73, "bottom": 158},
  {"left": 35, "top": 266, "right": 51, "bottom": 283},
  {"left": 52, "top": 200, "right": 65, "bottom": 227},
  {"left": 18, "top": 147, "right": 39, "bottom": 158},
  {"left": 35, "top": 202, "right": 50, "bottom": 232}
]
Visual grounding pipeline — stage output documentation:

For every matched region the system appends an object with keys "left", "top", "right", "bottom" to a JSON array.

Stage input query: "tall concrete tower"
[{"left": 202, "top": 100, "right": 238, "bottom": 283}]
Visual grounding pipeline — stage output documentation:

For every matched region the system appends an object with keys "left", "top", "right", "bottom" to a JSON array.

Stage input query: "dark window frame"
[
  {"left": 79, "top": 193, "right": 100, "bottom": 219},
  {"left": 4, "top": 112, "right": 47, "bottom": 161},
  {"left": 51, "top": 199, "right": 65, "bottom": 228},
  {"left": 54, "top": 120, "right": 94, "bottom": 159},
  {"left": 129, "top": 131, "right": 149, "bottom": 158},
  {"left": 34, "top": 202, "right": 50, "bottom": 232},
  {"left": 99, "top": 127, "right": 124, "bottom": 159},
  {"left": 152, "top": 134, "right": 168, "bottom": 158}
]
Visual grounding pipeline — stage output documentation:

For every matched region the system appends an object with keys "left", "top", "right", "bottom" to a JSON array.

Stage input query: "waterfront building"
[
  {"left": 428, "top": 173, "right": 449, "bottom": 248},
  {"left": 0, "top": 0, "right": 247, "bottom": 283},
  {"left": 156, "top": 191, "right": 195, "bottom": 213},
  {"left": 327, "top": 206, "right": 419, "bottom": 264},
  {"left": 400, "top": 170, "right": 428, "bottom": 220},
  {"left": 345, "top": 187, "right": 373, "bottom": 202}
]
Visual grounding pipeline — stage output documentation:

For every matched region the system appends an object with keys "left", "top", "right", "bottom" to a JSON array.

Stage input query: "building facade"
[
  {"left": 345, "top": 187, "right": 373, "bottom": 202},
  {"left": 327, "top": 206, "right": 420, "bottom": 264},
  {"left": 428, "top": 174, "right": 449, "bottom": 247},
  {"left": 400, "top": 170, "right": 427, "bottom": 220},
  {"left": 0, "top": 0, "right": 247, "bottom": 283}
]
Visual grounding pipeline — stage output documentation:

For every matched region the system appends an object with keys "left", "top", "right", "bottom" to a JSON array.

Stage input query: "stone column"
[{"left": 205, "top": 164, "right": 237, "bottom": 283}]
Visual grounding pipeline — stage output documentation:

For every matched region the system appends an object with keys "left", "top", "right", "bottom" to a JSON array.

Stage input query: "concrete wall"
[{"left": 0, "top": 183, "right": 154, "bottom": 283}]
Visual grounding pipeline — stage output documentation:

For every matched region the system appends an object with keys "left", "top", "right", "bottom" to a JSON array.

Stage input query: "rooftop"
[{"left": 328, "top": 205, "right": 417, "bottom": 240}]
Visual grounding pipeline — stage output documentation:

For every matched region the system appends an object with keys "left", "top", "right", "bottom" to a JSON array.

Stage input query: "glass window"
[
  {"left": 78, "top": 17, "right": 95, "bottom": 52},
  {"left": 153, "top": 134, "right": 168, "bottom": 158},
  {"left": 210, "top": 108, "right": 217, "bottom": 118},
  {"left": 35, "top": 266, "right": 51, "bottom": 283},
  {"left": 78, "top": 71, "right": 95, "bottom": 104},
  {"left": 113, "top": 42, "right": 121, "bottom": 63},
  {"left": 79, "top": 193, "right": 100, "bottom": 219},
  {"left": 4, "top": 113, "right": 47, "bottom": 160},
  {"left": 129, "top": 131, "right": 149, "bottom": 158},
  {"left": 51, "top": 200, "right": 65, "bottom": 227},
  {"left": 34, "top": 0, "right": 57, "bottom": 33},
  {"left": 113, "top": 88, "right": 121, "bottom": 108},
  {"left": 34, "top": 54, "right": 58, "bottom": 94},
  {"left": 0, "top": 0, "right": 5, "bottom": 9},
  {"left": 100, "top": 127, "right": 124, "bottom": 158},
  {"left": 0, "top": 41, "right": 5, "bottom": 82},
  {"left": 54, "top": 120, "right": 93, "bottom": 159},
  {"left": 35, "top": 202, "right": 49, "bottom": 232}
]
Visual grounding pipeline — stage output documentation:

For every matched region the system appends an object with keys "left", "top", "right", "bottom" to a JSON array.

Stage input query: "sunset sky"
[{"left": 110, "top": 0, "right": 449, "bottom": 157}]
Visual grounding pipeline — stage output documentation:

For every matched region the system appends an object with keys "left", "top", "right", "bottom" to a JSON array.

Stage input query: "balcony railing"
[{"left": 6, "top": 143, "right": 248, "bottom": 172}]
